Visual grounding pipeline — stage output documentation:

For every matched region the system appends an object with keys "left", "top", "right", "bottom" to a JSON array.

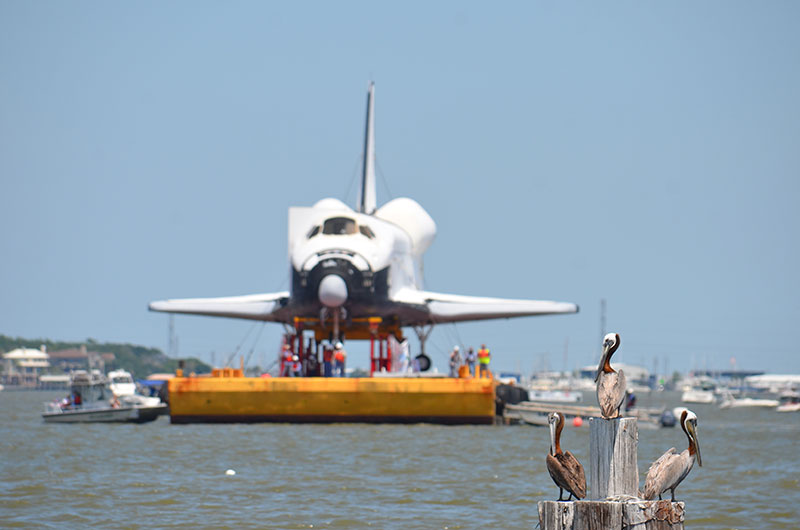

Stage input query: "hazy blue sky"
[{"left": 2, "top": 2, "right": 798, "bottom": 376}]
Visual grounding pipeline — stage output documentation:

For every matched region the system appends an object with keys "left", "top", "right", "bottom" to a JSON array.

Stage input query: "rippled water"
[{"left": 1, "top": 390, "right": 798, "bottom": 529}]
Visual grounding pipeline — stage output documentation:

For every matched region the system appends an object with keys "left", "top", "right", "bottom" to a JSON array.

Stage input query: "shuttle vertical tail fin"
[{"left": 358, "top": 81, "right": 377, "bottom": 214}]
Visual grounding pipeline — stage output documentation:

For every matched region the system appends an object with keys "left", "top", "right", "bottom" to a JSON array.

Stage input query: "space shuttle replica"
[{"left": 149, "top": 83, "right": 578, "bottom": 359}]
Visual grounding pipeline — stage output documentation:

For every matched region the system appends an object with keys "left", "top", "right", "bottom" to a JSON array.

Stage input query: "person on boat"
[
  {"left": 334, "top": 342, "right": 347, "bottom": 377},
  {"left": 291, "top": 355, "right": 302, "bottom": 377},
  {"left": 397, "top": 339, "right": 410, "bottom": 373},
  {"left": 465, "top": 347, "right": 476, "bottom": 376},
  {"left": 322, "top": 343, "right": 334, "bottom": 377},
  {"left": 73, "top": 391, "right": 82, "bottom": 408},
  {"left": 448, "top": 346, "right": 462, "bottom": 377},
  {"left": 110, "top": 394, "right": 121, "bottom": 408},
  {"left": 477, "top": 344, "right": 491, "bottom": 376},
  {"left": 281, "top": 344, "right": 294, "bottom": 377},
  {"left": 625, "top": 389, "right": 637, "bottom": 411}
]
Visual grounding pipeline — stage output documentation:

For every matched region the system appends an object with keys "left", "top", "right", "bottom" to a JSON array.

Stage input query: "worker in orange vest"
[
  {"left": 477, "top": 344, "right": 491, "bottom": 376},
  {"left": 322, "top": 343, "right": 334, "bottom": 377},
  {"left": 333, "top": 342, "right": 347, "bottom": 377},
  {"left": 291, "top": 355, "right": 302, "bottom": 377}
]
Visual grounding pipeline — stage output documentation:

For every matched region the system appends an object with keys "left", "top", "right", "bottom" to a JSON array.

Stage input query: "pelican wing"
[
  {"left": 598, "top": 369, "right": 626, "bottom": 419},
  {"left": 546, "top": 452, "right": 586, "bottom": 499},
  {"left": 149, "top": 292, "right": 290, "bottom": 322},
  {"left": 546, "top": 454, "right": 568, "bottom": 492},
  {"left": 562, "top": 451, "right": 587, "bottom": 499},
  {"left": 644, "top": 448, "right": 693, "bottom": 500}
]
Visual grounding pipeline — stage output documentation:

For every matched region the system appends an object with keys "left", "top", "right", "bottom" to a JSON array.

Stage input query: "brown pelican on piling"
[
  {"left": 545, "top": 411, "right": 586, "bottom": 501},
  {"left": 595, "top": 332, "right": 626, "bottom": 419},
  {"left": 643, "top": 408, "right": 702, "bottom": 501}
]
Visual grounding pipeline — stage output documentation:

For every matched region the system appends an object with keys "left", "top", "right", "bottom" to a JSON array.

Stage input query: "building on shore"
[
  {"left": 48, "top": 345, "right": 114, "bottom": 373},
  {"left": 2, "top": 344, "right": 115, "bottom": 389},
  {"left": 2, "top": 346, "right": 50, "bottom": 387}
]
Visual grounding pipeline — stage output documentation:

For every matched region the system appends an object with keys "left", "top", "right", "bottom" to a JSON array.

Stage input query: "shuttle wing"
[
  {"left": 149, "top": 292, "right": 290, "bottom": 322},
  {"left": 393, "top": 288, "right": 578, "bottom": 324}
]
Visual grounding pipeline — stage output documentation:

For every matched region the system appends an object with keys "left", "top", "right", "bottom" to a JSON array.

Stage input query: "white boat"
[
  {"left": 42, "top": 370, "right": 166, "bottom": 423},
  {"left": 776, "top": 391, "right": 800, "bottom": 412},
  {"left": 681, "top": 377, "right": 719, "bottom": 404},
  {"left": 681, "top": 388, "right": 715, "bottom": 404},
  {"left": 526, "top": 389, "right": 583, "bottom": 403},
  {"left": 108, "top": 369, "right": 137, "bottom": 396},
  {"left": 718, "top": 394, "right": 779, "bottom": 409},
  {"left": 107, "top": 369, "right": 165, "bottom": 408}
]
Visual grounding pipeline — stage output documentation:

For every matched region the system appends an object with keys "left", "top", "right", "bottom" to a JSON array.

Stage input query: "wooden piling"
[
  {"left": 589, "top": 417, "right": 639, "bottom": 498},
  {"left": 538, "top": 500, "right": 684, "bottom": 529},
  {"left": 538, "top": 417, "right": 685, "bottom": 529}
]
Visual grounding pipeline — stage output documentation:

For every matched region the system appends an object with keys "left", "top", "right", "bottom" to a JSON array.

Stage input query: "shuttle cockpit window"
[
  {"left": 306, "top": 226, "right": 320, "bottom": 239},
  {"left": 359, "top": 225, "right": 375, "bottom": 239},
  {"left": 322, "top": 217, "right": 357, "bottom": 235}
]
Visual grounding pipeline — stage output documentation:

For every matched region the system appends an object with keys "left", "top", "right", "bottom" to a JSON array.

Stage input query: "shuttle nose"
[{"left": 318, "top": 274, "right": 348, "bottom": 308}]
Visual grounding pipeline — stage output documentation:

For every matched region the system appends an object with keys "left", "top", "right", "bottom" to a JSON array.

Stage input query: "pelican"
[
  {"left": 595, "top": 332, "right": 626, "bottom": 419},
  {"left": 643, "top": 409, "right": 702, "bottom": 501},
  {"left": 545, "top": 411, "right": 586, "bottom": 501}
]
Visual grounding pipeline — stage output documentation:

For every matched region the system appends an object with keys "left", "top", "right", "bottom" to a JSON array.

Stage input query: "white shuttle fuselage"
[{"left": 149, "top": 83, "right": 578, "bottom": 350}]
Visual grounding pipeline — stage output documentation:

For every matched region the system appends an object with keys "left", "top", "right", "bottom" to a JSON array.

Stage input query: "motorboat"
[
  {"left": 776, "top": 391, "right": 800, "bottom": 412},
  {"left": 527, "top": 389, "right": 583, "bottom": 403},
  {"left": 718, "top": 390, "right": 778, "bottom": 409},
  {"left": 108, "top": 369, "right": 137, "bottom": 396},
  {"left": 107, "top": 369, "right": 165, "bottom": 409},
  {"left": 42, "top": 369, "right": 167, "bottom": 423},
  {"left": 680, "top": 388, "right": 715, "bottom": 404},
  {"left": 681, "top": 377, "right": 718, "bottom": 404}
]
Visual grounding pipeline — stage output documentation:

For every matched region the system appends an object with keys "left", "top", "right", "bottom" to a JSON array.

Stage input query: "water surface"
[{"left": 1, "top": 391, "right": 798, "bottom": 529}]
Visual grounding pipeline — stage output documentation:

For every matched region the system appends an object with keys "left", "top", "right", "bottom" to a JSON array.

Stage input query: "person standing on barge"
[{"left": 334, "top": 342, "right": 347, "bottom": 377}]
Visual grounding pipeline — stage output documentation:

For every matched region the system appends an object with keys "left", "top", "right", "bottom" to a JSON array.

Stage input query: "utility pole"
[
  {"left": 599, "top": 298, "right": 606, "bottom": 340},
  {"left": 168, "top": 315, "right": 178, "bottom": 357},
  {"left": 596, "top": 298, "right": 606, "bottom": 363}
]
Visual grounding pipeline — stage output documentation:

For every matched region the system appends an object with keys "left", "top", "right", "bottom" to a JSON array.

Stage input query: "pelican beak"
[
  {"left": 594, "top": 342, "right": 610, "bottom": 383},
  {"left": 689, "top": 421, "right": 702, "bottom": 467},
  {"left": 548, "top": 416, "right": 557, "bottom": 456}
]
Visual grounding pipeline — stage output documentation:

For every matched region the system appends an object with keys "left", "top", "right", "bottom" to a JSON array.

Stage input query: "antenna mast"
[
  {"left": 168, "top": 314, "right": 178, "bottom": 357},
  {"left": 597, "top": 298, "right": 606, "bottom": 362}
]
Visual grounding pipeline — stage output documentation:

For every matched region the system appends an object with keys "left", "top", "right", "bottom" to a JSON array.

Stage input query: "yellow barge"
[{"left": 168, "top": 367, "right": 497, "bottom": 425}]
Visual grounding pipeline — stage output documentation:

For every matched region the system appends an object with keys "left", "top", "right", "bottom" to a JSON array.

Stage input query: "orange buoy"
[{"left": 572, "top": 416, "right": 583, "bottom": 427}]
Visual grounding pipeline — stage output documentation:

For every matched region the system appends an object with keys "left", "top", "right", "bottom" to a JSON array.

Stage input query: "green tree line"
[{"left": 0, "top": 334, "right": 210, "bottom": 379}]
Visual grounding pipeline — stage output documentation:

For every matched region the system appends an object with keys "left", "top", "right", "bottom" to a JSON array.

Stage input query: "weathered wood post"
[
  {"left": 538, "top": 417, "right": 685, "bottom": 529},
  {"left": 589, "top": 417, "right": 639, "bottom": 498}
]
